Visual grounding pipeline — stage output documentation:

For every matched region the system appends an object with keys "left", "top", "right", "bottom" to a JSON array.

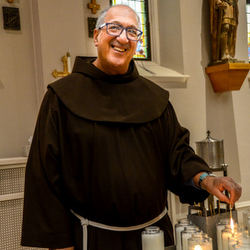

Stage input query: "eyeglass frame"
[{"left": 98, "top": 22, "right": 143, "bottom": 41}]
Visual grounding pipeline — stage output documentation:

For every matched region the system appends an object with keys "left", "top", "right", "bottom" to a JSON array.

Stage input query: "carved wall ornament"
[
  {"left": 88, "top": 0, "right": 100, "bottom": 14},
  {"left": 2, "top": 7, "right": 21, "bottom": 30},
  {"left": 88, "top": 17, "right": 97, "bottom": 38}
]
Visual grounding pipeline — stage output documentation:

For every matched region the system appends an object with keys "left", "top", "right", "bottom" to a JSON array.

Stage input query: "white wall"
[
  {"left": 0, "top": 0, "right": 38, "bottom": 157},
  {"left": 231, "top": 0, "right": 250, "bottom": 205},
  {"left": 32, "top": 0, "right": 91, "bottom": 100}
]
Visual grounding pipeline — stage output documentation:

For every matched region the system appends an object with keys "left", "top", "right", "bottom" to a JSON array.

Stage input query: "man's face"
[{"left": 93, "top": 6, "right": 139, "bottom": 75}]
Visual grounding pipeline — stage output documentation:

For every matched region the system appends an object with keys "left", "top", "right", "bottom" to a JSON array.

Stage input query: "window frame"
[
  {"left": 246, "top": 0, "right": 250, "bottom": 62},
  {"left": 109, "top": 0, "right": 151, "bottom": 61}
]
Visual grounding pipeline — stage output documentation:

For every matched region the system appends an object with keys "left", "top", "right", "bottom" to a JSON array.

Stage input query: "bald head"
[{"left": 95, "top": 5, "right": 141, "bottom": 30}]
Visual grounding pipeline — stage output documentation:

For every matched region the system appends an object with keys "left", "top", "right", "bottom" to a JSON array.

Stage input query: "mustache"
[{"left": 111, "top": 42, "right": 130, "bottom": 50}]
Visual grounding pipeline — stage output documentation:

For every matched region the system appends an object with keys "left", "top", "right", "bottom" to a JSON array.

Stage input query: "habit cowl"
[{"left": 21, "top": 57, "right": 210, "bottom": 250}]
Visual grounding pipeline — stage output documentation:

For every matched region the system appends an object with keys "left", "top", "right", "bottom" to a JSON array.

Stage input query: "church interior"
[{"left": 0, "top": 0, "right": 250, "bottom": 249}]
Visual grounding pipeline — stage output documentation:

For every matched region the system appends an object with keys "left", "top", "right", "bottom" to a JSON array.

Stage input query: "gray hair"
[{"left": 95, "top": 5, "right": 141, "bottom": 30}]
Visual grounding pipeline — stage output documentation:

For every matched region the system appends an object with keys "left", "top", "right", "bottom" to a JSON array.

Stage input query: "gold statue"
[
  {"left": 209, "top": 0, "right": 239, "bottom": 64},
  {"left": 52, "top": 53, "right": 71, "bottom": 78}
]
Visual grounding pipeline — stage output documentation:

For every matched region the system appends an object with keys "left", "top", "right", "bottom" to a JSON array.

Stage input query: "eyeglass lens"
[{"left": 106, "top": 23, "right": 141, "bottom": 41}]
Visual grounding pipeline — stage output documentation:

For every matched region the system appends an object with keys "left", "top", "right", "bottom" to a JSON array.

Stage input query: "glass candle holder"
[
  {"left": 181, "top": 225, "right": 199, "bottom": 250},
  {"left": 217, "top": 218, "right": 230, "bottom": 250},
  {"left": 188, "top": 231, "right": 212, "bottom": 250},
  {"left": 247, "top": 216, "right": 250, "bottom": 236},
  {"left": 193, "top": 245, "right": 203, "bottom": 250},
  {"left": 228, "top": 230, "right": 243, "bottom": 250},
  {"left": 141, "top": 226, "right": 164, "bottom": 250},
  {"left": 233, "top": 236, "right": 250, "bottom": 249},
  {"left": 222, "top": 224, "right": 239, "bottom": 250},
  {"left": 243, "top": 208, "right": 250, "bottom": 231},
  {"left": 175, "top": 219, "right": 192, "bottom": 250}
]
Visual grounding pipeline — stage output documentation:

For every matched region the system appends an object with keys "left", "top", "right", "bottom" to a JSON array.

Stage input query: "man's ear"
[{"left": 93, "top": 29, "right": 99, "bottom": 46}]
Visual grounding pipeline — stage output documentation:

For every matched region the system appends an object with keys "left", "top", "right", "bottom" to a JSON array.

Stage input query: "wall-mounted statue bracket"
[{"left": 206, "top": 63, "right": 250, "bottom": 92}]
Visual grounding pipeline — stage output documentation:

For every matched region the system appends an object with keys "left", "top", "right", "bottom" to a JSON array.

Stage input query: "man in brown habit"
[{"left": 21, "top": 4, "right": 242, "bottom": 250}]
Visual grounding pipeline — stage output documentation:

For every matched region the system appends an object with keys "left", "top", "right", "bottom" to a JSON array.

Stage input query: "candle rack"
[{"left": 187, "top": 205, "right": 238, "bottom": 250}]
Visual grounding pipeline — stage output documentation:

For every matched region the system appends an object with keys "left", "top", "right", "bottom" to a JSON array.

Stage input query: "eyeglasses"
[{"left": 98, "top": 23, "right": 143, "bottom": 41}]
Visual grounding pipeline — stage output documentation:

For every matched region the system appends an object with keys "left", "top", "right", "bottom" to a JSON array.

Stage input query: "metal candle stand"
[
  {"left": 187, "top": 164, "right": 238, "bottom": 250},
  {"left": 188, "top": 205, "right": 237, "bottom": 250}
]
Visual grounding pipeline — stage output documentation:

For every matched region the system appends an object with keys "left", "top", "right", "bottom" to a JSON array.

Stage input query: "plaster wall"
[
  {"left": 0, "top": 0, "right": 38, "bottom": 157},
  {"left": 231, "top": 0, "right": 250, "bottom": 205}
]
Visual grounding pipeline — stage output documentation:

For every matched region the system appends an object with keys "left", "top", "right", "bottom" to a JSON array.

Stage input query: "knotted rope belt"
[{"left": 71, "top": 207, "right": 167, "bottom": 250}]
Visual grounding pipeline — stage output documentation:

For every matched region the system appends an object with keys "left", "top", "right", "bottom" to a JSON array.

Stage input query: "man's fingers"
[
  {"left": 216, "top": 177, "right": 242, "bottom": 206},
  {"left": 203, "top": 176, "right": 242, "bottom": 206}
]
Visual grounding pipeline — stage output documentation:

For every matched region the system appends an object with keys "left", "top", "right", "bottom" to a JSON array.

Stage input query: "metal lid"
[
  {"left": 196, "top": 130, "right": 223, "bottom": 144},
  {"left": 142, "top": 226, "right": 161, "bottom": 234}
]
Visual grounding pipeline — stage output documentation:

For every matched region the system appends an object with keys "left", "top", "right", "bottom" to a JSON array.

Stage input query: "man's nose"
[{"left": 117, "top": 29, "right": 129, "bottom": 43}]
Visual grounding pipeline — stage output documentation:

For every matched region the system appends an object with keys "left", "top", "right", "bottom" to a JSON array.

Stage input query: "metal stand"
[{"left": 188, "top": 163, "right": 238, "bottom": 250}]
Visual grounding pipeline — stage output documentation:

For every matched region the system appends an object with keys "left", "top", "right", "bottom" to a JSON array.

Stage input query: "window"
[
  {"left": 110, "top": 0, "right": 151, "bottom": 60},
  {"left": 247, "top": 0, "right": 250, "bottom": 62}
]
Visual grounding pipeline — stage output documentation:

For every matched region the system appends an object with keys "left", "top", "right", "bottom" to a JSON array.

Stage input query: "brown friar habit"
[{"left": 21, "top": 57, "right": 210, "bottom": 250}]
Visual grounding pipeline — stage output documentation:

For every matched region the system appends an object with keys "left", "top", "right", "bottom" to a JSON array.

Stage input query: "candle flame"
[
  {"left": 194, "top": 245, "right": 202, "bottom": 250},
  {"left": 230, "top": 218, "right": 234, "bottom": 232}
]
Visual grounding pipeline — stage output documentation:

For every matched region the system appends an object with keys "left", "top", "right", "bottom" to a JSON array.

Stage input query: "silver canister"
[{"left": 195, "top": 131, "right": 225, "bottom": 169}]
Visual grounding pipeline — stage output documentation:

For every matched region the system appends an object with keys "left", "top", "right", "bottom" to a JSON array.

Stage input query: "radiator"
[{"left": 0, "top": 157, "right": 44, "bottom": 250}]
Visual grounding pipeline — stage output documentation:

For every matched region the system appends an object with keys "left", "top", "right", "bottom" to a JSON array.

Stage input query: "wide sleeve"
[
  {"left": 21, "top": 89, "right": 74, "bottom": 248},
  {"left": 163, "top": 102, "right": 210, "bottom": 204}
]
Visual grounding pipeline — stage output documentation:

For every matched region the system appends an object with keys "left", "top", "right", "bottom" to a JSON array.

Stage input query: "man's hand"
[
  {"left": 193, "top": 172, "right": 242, "bottom": 206},
  {"left": 201, "top": 176, "right": 242, "bottom": 206}
]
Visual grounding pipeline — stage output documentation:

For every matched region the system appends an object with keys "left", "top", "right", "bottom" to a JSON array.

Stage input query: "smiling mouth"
[{"left": 111, "top": 45, "right": 127, "bottom": 52}]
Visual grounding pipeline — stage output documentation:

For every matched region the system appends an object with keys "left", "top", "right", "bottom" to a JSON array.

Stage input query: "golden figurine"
[
  {"left": 52, "top": 53, "right": 71, "bottom": 78},
  {"left": 209, "top": 0, "right": 239, "bottom": 65}
]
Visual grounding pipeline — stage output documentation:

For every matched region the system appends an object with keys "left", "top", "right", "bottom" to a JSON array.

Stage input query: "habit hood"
[{"left": 49, "top": 57, "right": 169, "bottom": 123}]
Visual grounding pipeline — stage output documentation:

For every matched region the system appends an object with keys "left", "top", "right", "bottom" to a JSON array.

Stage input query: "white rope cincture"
[{"left": 71, "top": 207, "right": 167, "bottom": 250}]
